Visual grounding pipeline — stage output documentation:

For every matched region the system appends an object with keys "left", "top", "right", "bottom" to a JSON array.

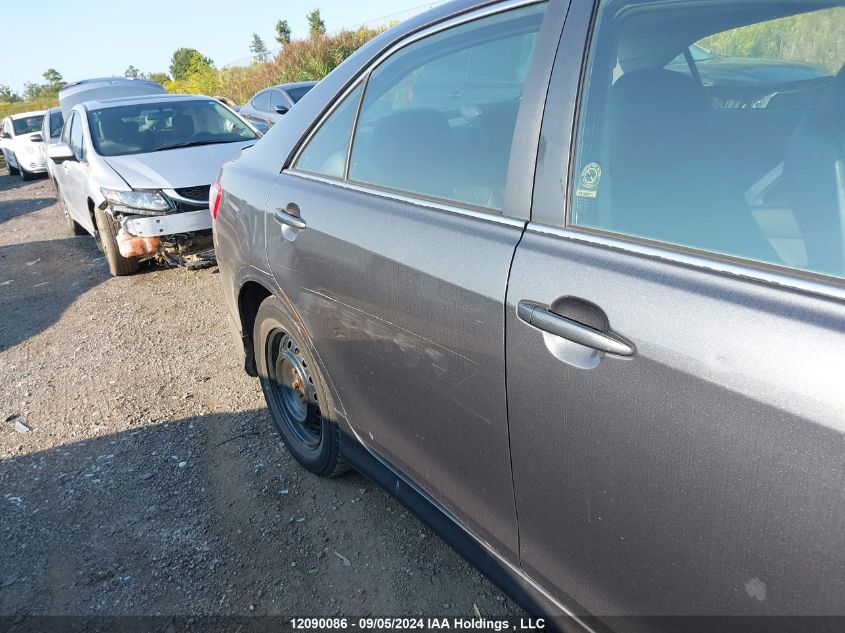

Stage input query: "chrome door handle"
[
  {"left": 517, "top": 300, "right": 635, "bottom": 357},
  {"left": 274, "top": 204, "right": 306, "bottom": 230}
]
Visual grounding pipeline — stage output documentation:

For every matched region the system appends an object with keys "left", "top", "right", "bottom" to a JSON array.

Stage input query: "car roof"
[
  {"left": 10, "top": 110, "right": 47, "bottom": 120},
  {"left": 80, "top": 93, "right": 214, "bottom": 110},
  {"left": 273, "top": 81, "right": 318, "bottom": 91}
]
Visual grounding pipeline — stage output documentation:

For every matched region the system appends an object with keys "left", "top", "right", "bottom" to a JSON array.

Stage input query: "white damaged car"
[{"left": 50, "top": 78, "right": 260, "bottom": 276}]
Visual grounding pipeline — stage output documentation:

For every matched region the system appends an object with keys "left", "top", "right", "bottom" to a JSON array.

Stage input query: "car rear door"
[
  {"left": 505, "top": 0, "right": 845, "bottom": 625},
  {"left": 264, "top": 0, "right": 566, "bottom": 562}
]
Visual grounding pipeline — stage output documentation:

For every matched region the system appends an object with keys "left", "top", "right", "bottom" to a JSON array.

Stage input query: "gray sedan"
[
  {"left": 212, "top": 0, "right": 845, "bottom": 630},
  {"left": 237, "top": 81, "right": 317, "bottom": 128}
]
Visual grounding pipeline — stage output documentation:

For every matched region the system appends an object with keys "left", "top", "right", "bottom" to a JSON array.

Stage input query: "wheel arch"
[
  {"left": 87, "top": 197, "right": 97, "bottom": 226},
  {"left": 238, "top": 280, "right": 273, "bottom": 376}
]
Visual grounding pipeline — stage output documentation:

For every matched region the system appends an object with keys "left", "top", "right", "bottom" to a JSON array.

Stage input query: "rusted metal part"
[{"left": 116, "top": 231, "right": 160, "bottom": 258}]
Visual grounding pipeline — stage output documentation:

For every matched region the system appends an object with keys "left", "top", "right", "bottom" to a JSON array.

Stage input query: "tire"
[
  {"left": 6, "top": 155, "right": 19, "bottom": 176},
  {"left": 20, "top": 164, "right": 34, "bottom": 181},
  {"left": 59, "top": 188, "right": 86, "bottom": 236},
  {"left": 254, "top": 295, "right": 348, "bottom": 478},
  {"left": 94, "top": 205, "right": 139, "bottom": 276}
]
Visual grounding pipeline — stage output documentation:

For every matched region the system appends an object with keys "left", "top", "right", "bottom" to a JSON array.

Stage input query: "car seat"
[{"left": 608, "top": 68, "right": 778, "bottom": 263}]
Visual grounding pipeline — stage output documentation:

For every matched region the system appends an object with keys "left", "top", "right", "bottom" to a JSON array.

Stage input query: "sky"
[{"left": 2, "top": 0, "right": 446, "bottom": 94}]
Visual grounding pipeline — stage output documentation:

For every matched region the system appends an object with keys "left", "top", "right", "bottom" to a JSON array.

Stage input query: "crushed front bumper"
[
  {"left": 123, "top": 209, "right": 212, "bottom": 238},
  {"left": 117, "top": 209, "right": 215, "bottom": 269}
]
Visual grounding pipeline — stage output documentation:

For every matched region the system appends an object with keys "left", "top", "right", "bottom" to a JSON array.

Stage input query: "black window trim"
[
  {"left": 286, "top": 0, "right": 557, "bottom": 222},
  {"left": 531, "top": 0, "right": 845, "bottom": 300}
]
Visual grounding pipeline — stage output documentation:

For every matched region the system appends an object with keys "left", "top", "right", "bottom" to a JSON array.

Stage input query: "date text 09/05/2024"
[{"left": 289, "top": 617, "right": 547, "bottom": 631}]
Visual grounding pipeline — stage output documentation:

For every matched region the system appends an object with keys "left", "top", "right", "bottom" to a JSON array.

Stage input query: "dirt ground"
[{"left": 0, "top": 172, "right": 518, "bottom": 626}]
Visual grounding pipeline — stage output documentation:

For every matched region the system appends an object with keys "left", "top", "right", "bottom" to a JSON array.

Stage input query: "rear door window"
[
  {"left": 347, "top": 2, "right": 547, "bottom": 211},
  {"left": 568, "top": 0, "right": 845, "bottom": 279},
  {"left": 293, "top": 85, "right": 362, "bottom": 179}
]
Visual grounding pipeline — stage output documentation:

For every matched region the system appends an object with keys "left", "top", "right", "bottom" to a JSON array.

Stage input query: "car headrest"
[
  {"left": 100, "top": 116, "right": 135, "bottom": 143},
  {"left": 610, "top": 68, "right": 710, "bottom": 174},
  {"left": 361, "top": 108, "right": 453, "bottom": 197},
  {"left": 171, "top": 114, "right": 194, "bottom": 137}
]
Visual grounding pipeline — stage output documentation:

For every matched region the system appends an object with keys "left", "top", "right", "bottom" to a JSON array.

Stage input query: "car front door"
[
  {"left": 267, "top": 90, "right": 289, "bottom": 125},
  {"left": 247, "top": 90, "right": 271, "bottom": 125},
  {"left": 506, "top": 0, "right": 845, "bottom": 625},
  {"left": 265, "top": 0, "right": 564, "bottom": 561}
]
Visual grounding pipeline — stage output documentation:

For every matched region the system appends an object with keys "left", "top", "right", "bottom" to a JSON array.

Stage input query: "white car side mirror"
[{"left": 47, "top": 142, "right": 76, "bottom": 164}]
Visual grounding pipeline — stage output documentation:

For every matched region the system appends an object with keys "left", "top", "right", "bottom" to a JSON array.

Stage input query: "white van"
[{"left": 58, "top": 77, "right": 166, "bottom": 116}]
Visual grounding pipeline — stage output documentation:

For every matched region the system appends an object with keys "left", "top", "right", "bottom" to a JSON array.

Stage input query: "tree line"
[{"left": 0, "top": 8, "right": 380, "bottom": 110}]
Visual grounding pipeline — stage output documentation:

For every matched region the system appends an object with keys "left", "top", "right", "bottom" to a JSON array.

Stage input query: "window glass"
[
  {"left": 286, "top": 85, "right": 314, "bottom": 103},
  {"left": 294, "top": 84, "right": 362, "bottom": 179},
  {"left": 13, "top": 115, "right": 43, "bottom": 135},
  {"left": 61, "top": 113, "right": 74, "bottom": 143},
  {"left": 252, "top": 90, "right": 271, "bottom": 111},
  {"left": 69, "top": 112, "right": 85, "bottom": 161},
  {"left": 270, "top": 90, "right": 287, "bottom": 110},
  {"left": 348, "top": 2, "right": 547, "bottom": 211},
  {"left": 570, "top": 0, "right": 845, "bottom": 279},
  {"left": 86, "top": 100, "right": 257, "bottom": 157},
  {"left": 49, "top": 110, "right": 64, "bottom": 139}
]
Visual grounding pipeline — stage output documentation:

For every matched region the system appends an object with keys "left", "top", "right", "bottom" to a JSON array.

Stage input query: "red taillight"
[{"left": 209, "top": 181, "right": 223, "bottom": 220}]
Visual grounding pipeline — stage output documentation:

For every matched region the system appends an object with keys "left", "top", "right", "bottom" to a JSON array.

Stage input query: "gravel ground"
[{"left": 0, "top": 172, "right": 519, "bottom": 625}]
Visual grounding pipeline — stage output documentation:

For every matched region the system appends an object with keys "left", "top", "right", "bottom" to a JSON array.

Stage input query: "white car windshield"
[
  {"left": 87, "top": 100, "right": 258, "bottom": 157},
  {"left": 13, "top": 116, "right": 44, "bottom": 135}
]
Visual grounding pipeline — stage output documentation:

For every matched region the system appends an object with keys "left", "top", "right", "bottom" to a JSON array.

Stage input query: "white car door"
[{"left": 55, "top": 111, "right": 94, "bottom": 232}]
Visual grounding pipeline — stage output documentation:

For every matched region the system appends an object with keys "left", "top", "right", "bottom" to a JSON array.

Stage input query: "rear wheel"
[
  {"left": 94, "top": 206, "right": 139, "bottom": 276},
  {"left": 254, "top": 296, "right": 348, "bottom": 478},
  {"left": 20, "top": 163, "right": 34, "bottom": 181}
]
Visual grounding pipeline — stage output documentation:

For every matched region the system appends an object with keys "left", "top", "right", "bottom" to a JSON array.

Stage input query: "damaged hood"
[{"left": 104, "top": 141, "right": 255, "bottom": 189}]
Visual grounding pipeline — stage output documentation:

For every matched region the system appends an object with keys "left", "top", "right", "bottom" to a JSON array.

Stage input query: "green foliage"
[
  {"left": 275, "top": 27, "right": 383, "bottom": 84},
  {"left": 250, "top": 33, "right": 270, "bottom": 63},
  {"left": 42, "top": 68, "right": 63, "bottom": 89},
  {"left": 164, "top": 54, "right": 219, "bottom": 96},
  {"left": 125, "top": 65, "right": 140, "bottom": 78},
  {"left": 170, "top": 48, "right": 214, "bottom": 81},
  {"left": 275, "top": 19, "right": 292, "bottom": 46},
  {"left": 700, "top": 7, "right": 845, "bottom": 74},
  {"left": 148, "top": 72, "right": 171, "bottom": 85},
  {"left": 168, "top": 25, "right": 382, "bottom": 103},
  {"left": 0, "top": 99, "right": 57, "bottom": 118},
  {"left": 307, "top": 9, "right": 326, "bottom": 39},
  {"left": 0, "top": 85, "right": 20, "bottom": 103}
]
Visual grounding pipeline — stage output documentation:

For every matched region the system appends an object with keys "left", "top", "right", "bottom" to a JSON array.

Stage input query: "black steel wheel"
[
  {"left": 254, "top": 295, "right": 348, "bottom": 477},
  {"left": 266, "top": 330, "right": 323, "bottom": 451}
]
